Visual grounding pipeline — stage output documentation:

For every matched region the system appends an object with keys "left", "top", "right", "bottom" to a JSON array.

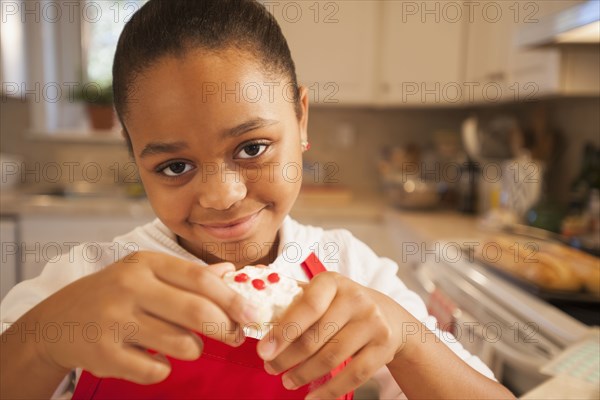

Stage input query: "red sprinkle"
[
  {"left": 267, "top": 273, "right": 280, "bottom": 283},
  {"left": 234, "top": 273, "right": 249, "bottom": 283},
  {"left": 252, "top": 279, "right": 266, "bottom": 290}
]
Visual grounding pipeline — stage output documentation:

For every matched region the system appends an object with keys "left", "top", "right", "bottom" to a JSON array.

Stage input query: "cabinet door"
[
  {"left": 465, "top": 1, "right": 516, "bottom": 103},
  {"left": 466, "top": 1, "right": 588, "bottom": 103},
  {"left": 1, "top": 218, "right": 18, "bottom": 300},
  {"left": 378, "top": 1, "right": 466, "bottom": 106},
  {"left": 267, "top": 0, "right": 378, "bottom": 105}
]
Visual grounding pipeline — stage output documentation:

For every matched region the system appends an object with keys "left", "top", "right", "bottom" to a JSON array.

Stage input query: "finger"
[
  {"left": 265, "top": 298, "right": 353, "bottom": 374},
  {"left": 257, "top": 272, "right": 339, "bottom": 361},
  {"left": 128, "top": 312, "right": 204, "bottom": 361},
  {"left": 277, "top": 321, "right": 371, "bottom": 390},
  {"left": 93, "top": 345, "right": 172, "bottom": 385},
  {"left": 141, "top": 253, "right": 258, "bottom": 326},
  {"left": 204, "top": 262, "right": 236, "bottom": 277},
  {"left": 304, "top": 346, "right": 384, "bottom": 400},
  {"left": 138, "top": 280, "right": 245, "bottom": 346}
]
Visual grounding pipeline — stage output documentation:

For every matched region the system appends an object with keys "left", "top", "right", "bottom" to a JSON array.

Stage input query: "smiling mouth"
[
  {"left": 201, "top": 212, "right": 259, "bottom": 228},
  {"left": 195, "top": 208, "right": 264, "bottom": 240}
]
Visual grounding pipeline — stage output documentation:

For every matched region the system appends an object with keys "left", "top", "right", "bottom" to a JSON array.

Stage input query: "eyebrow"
[
  {"left": 139, "top": 141, "right": 187, "bottom": 158},
  {"left": 138, "top": 117, "right": 279, "bottom": 158},
  {"left": 223, "top": 117, "right": 279, "bottom": 138}
]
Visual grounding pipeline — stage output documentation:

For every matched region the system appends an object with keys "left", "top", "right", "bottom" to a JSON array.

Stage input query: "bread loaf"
[
  {"left": 475, "top": 236, "right": 583, "bottom": 292},
  {"left": 540, "top": 242, "right": 600, "bottom": 295}
]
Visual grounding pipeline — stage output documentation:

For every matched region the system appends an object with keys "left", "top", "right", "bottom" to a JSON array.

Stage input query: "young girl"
[{"left": 1, "top": 1, "right": 515, "bottom": 399}]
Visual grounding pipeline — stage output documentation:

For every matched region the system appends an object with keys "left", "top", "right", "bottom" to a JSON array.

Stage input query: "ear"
[{"left": 297, "top": 85, "right": 309, "bottom": 143}]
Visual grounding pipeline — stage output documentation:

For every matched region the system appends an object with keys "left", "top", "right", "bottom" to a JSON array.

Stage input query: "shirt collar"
[{"left": 149, "top": 215, "right": 320, "bottom": 271}]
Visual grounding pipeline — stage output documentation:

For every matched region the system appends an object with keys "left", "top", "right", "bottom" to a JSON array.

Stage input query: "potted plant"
[{"left": 75, "top": 83, "right": 115, "bottom": 130}]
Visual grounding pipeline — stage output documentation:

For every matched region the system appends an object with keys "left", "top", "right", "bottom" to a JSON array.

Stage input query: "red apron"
[{"left": 72, "top": 253, "right": 353, "bottom": 399}]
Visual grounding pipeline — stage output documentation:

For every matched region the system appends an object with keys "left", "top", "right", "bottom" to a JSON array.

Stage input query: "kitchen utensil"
[
  {"left": 500, "top": 151, "right": 545, "bottom": 219},
  {"left": 383, "top": 175, "right": 440, "bottom": 210},
  {"left": 480, "top": 116, "right": 522, "bottom": 160},
  {"left": 461, "top": 116, "right": 481, "bottom": 162}
]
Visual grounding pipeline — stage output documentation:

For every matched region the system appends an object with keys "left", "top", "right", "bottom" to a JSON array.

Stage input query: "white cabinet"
[
  {"left": 510, "top": 0, "right": 579, "bottom": 97},
  {"left": 378, "top": 1, "right": 466, "bottom": 106},
  {"left": 274, "top": 0, "right": 467, "bottom": 107},
  {"left": 268, "top": 0, "right": 378, "bottom": 105},
  {"left": 19, "top": 215, "right": 154, "bottom": 281},
  {"left": 269, "top": 0, "right": 598, "bottom": 107},
  {"left": 465, "top": 1, "right": 516, "bottom": 103},
  {"left": 466, "top": 0, "right": 597, "bottom": 102}
]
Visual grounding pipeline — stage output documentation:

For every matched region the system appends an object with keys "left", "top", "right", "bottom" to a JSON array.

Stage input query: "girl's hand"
[
  {"left": 27, "top": 251, "right": 257, "bottom": 384},
  {"left": 256, "top": 271, "right": 410, "bottom": 399}
]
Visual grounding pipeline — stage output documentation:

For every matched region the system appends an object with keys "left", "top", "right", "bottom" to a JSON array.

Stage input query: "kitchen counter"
[
  {"left": 1, "top": 187, "right": 482, "bottom": 273},
  {"left": 0, "top": 191, "right": 155, "bottom": 217},
  {"left": 1, "top": 189, "right": 483, "bottom": 259},
  {"left": 2, "top": 185, "right": 480, "bottom": 234},
  {"left": 1, "top": 189, "right": 387, "bottom": 220},
  {"left": 383, "top": 209, "right": 481, "bottom": 243}
]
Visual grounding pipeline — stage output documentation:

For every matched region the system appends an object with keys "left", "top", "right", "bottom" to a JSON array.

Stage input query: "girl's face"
[{"left": 124, "top": 49, "right": 309, "bottom": 268}]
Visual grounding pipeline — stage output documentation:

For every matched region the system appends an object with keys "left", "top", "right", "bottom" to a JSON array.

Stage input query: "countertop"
[
  {"left": 0, "top": 191, "right": 155, "bottom": 217},
  {"left": 1, "top": 188, "right": 480, "bottom": 242},
  {"left": 0, "top": 189, "right": 389, "bottom": 220}
]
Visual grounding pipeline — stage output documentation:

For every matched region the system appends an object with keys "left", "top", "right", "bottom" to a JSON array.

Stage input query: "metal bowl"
[{"left": 383, "top": 176, "right": 440, "bottom": 210}]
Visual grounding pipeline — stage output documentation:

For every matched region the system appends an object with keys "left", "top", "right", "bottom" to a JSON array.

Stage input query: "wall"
[
  {"left": 302, "top": 106, "right": 469, "bottom": 192},
  {"left": 1, "top": 97, "right": 132, "bottom": 189}
]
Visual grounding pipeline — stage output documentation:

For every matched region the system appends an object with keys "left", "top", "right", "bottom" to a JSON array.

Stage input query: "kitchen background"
[{"left": 1, "top": 0, "right": 599, "bottom": 399}]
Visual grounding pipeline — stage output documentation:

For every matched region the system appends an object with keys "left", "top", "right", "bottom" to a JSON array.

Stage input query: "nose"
[{"left": 196, "top": 163, "right": 247, "bottom": 210}]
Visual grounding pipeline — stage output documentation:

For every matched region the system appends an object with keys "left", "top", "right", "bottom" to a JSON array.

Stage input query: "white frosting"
[{"left": 223, "top": 266, "right": 302, "bottom": 339}]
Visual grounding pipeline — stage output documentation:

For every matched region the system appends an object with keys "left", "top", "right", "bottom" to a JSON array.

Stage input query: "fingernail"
[
  {"left": 258, "top": 340, "right": 276, "bottom": 360},
  {"left": 282, "top": 375, "right": 298, "bottom": 390},
  {"left": 264, "top": 362, "right": 277, "bottom": 375},
  {"left": 224, "top": 263, "right": 235, "bottom": 272}
]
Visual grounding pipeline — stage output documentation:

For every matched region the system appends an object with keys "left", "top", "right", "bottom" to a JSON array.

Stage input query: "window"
[
  {"left": 82, "top": 0, "right": 147, "bottom": 86},
  {"left": 4, "top": 0, "right": 146, "bottom": 136}
]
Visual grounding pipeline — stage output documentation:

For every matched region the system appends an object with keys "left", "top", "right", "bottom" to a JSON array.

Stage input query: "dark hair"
[{"left": 112, "top": 0, "right": 301, "bottom": 152}]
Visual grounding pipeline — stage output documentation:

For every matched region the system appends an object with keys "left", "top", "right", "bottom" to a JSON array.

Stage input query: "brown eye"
[
  {"left": 244, "top": 144, "right": 261, "bottom": 156},
  {"left": 161, "top": 162, "right": 193, "bottom": 176},
  {"left": 236, "top": 143, "right": 268, "bottom": 159}
]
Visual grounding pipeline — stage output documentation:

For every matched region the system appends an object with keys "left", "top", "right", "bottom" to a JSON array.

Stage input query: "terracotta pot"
[{"left": 87, "top": 104, "right": 115, "bottom": 130}]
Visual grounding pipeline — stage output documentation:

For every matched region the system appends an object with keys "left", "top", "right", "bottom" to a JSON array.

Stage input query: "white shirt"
[{"left": 0, "top": 216, "right": 496, "bottom": 399}]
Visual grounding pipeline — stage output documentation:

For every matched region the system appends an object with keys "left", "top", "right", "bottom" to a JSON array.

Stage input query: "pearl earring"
[{"left": 301, "top": 140, "right": 311, "bottom": 151}]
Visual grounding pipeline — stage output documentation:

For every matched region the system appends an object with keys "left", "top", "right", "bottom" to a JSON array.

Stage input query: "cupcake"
[{"left": 223, "top": 266, "right": 303, "bottom": 339}]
